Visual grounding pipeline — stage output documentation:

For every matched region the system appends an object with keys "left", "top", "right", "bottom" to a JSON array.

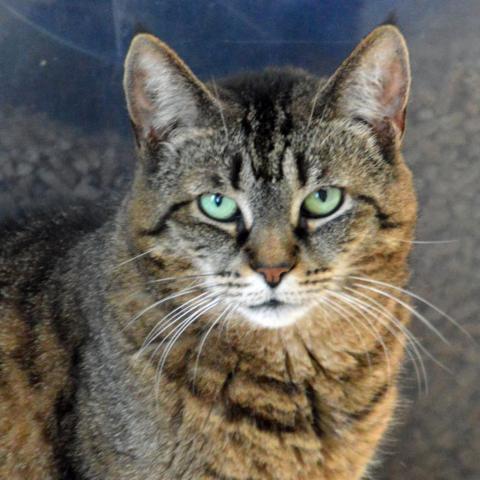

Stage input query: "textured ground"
[
  {"left": 375, "top": 2, "right": 480, "bottom": 479},
  {"left": 0, "top": 2, "right": 479, "bottom": 479}
]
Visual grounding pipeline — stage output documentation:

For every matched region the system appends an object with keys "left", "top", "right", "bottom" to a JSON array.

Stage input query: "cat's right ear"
[
  {"left": 321, "top": 25, "right": 411, "bottom": 146},
  {"left": 123, "top": 34, "right": 213, "bottom": 146}
]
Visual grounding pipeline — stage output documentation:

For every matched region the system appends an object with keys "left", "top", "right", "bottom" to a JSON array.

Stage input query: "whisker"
[
  {"left": 391, "top": 239, "right": 459, "bottom": 245},
  {"left": 220, "top": 302, "right": 240, "bottom": 335},
  {"left": 350, "top": 275, "right": 473, "bottom": 341},
  {"left": 151, "top": 298, "right": 221, "bottom": 413},
  {"left": 141, "top": 291, "right": 216, "bottom": 350},
  {"left": 147, "top": 272, "right": 223, "bottom": 285},
  {"left": 137, "top": 294, "right": 220, "bottom": 383},
  {"left": 156, "top": 299, "right": 221, "bottom": 383},
  {"left": 112, "top": 247, "right": 157, "bottom": 270},
  {"left": 123, "top": 284, "right": 204, "bottom": 332},
  {"left": 192, "top": 303, "right": 235, "bottom": 390},
  {"left": 351, "top": 283, "right": 453, "bottom": 376},
  {"left": 343, "top": 285, "right": 436, "bottom": 393},
  {"left": 306, "top": 86, "right": 322, "bottom": 132},
  {"left": 345, "top": 289, "right": 421, "bottom": 382},
  {"left": 148, "top": 290, "right": 226, "bottom": 362},
  {"left": 353, "top": 282, "right": 450, "bottom": 345},
  {"left": 328, "top": 291, "right": 393, "bottom": 381},
  {"left": 306, "top": 78, "right": 330, "bottom": 135},
  {"left": 181, "top": 301, "right": 238, "bottom": 450},
  {"left": 320, "top": 295, "right": 373, "bottom": 368},
  {"left": 142, "top": 291, "right": 224, "bottom": 354}
]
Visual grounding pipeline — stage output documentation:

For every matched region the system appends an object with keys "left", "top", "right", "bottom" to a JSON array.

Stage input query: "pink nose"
[{"left": 255, "top": 266, "right": 291, "bottom": 287}]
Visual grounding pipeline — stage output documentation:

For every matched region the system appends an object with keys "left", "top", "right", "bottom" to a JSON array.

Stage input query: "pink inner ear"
[
  {"left": 379, "top": 59, "right": 407, "bottom": 134},
  {"left": 131, "top": 69, "right": 155, "bottom": 124}
]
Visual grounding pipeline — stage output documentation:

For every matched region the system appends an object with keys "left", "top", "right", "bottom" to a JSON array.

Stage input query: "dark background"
[
  {"left": 0, "top": 0, "right": 404, "bottom": 133},
  {"left": 0, "top": 1, "right": 478, "bottom": 478}
]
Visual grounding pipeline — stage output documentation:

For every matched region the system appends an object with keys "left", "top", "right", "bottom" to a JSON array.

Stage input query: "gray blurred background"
[{"left": 0, "top": 1, "right": 478, "bottom": 478}]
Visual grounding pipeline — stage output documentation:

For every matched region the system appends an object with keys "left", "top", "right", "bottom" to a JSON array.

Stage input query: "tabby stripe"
[
  {"left": 224, "top": 400, "right": 302, "bottom": 434},
  {"left": 204, "top": 466, "right": 246, "bottom": 480},
  {"left": 344, "top": 345, "right": 384, "bottom": 371},
  {"left": 230, "top": 153, "right": 243, "bottom": 190},
  {"left": 357, "top": 195, "right": 401, "bottom": 229},
  {"left": 349, "top": 383, "right": 390, "bottom": 422},
  {"left": 187, "top": 370, "right": 303, "bottom": 435},
  {"left": 295, "top": 152, "right": 308, "bottom": 187},
  {"left": 254, "top": 375, "right": 299, "bottom": 394},
  {"left": 299, "top": 279, "right": 329, "bottom": 286},
  {"left": 241, "top": 108, "right": 252, "bottom": 137},
  {"left": 305, "top": 383, "right": 326, "bottom": 439},
  {"left": 10, "top": 329, "right": 42, "bottom": 388},
  {"left": 49, "top": 282, "right": 73, "bottom": 348},
  {"left": 140, "top": 200, "right": 190, "bottom": 236},
  {"left": 51, "top": 345, "right": 83, "bottom": 480},
  {"left": 301, "top": 340, "right": 336, "bottom": 381},
  {"left": 293, "top": 224, "right": 309, "bottom": 242},
  {"left": 236, "top": 227, "right": 250, "bottom": 248},
  {"left": 280, "top": 91, "right": 293, "bottom": 137},
  {"left": 252, "top": 97, "right": 276, "bottom": 166},
  {"left": 277, "top": 98, "right": 293, "bottom": 181},
  {"left": 0, "top": 351, "right": 8, "bottom": 388},
  {"left": 340, "top": 338, "right": 397, "bottom": 384},
  {"left": 17, "top": 262, "right": 58, "bottom": 328}
]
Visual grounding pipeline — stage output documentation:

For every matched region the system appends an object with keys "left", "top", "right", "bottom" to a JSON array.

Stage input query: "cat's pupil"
[
  {"left": 214, "top": 194, "right": 223, "bottom": 207},
  {"left": 317, "top": 189, "right": 328, "bottom": 202}
]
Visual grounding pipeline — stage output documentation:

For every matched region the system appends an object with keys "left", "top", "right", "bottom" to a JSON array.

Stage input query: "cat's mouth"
[
  {"left": 240, "top": 298, "right": 309, "bottom": 329},
  {"left": 248, "top": 299, "right": 286, "bottom": 310}
]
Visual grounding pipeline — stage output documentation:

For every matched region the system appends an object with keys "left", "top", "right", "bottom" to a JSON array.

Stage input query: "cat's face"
[{"left": 123, "top": 27, "right": 416, "bottom": 329}]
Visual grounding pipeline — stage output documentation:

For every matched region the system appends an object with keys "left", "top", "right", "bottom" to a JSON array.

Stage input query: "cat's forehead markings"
[
  {"left": 229, "top": 152, "right": 243, "bottom": 191},
  {"left": 209, "top": 174, "right": 223, "bottom": 189}
]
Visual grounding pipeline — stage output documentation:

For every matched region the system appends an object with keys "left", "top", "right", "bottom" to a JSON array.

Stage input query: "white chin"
[{"left": 238, "top": 304, "right": 309, "bottom": 329}]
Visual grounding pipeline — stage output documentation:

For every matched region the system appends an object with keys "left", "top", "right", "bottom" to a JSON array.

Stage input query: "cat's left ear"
[
  {"left": 323, "top": 25, "right": 411, "bottom": 143},
  {"left": 123, "top": 34, "right": 214, "bottom": 145}
]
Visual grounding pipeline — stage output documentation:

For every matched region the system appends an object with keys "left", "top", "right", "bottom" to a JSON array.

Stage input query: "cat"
[{"left": 0, "top": 25, "right": 416, "bottom": 479}]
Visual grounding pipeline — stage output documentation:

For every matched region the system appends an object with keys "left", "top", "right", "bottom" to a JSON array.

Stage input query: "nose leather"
[{"left": 255, "top": 265, "right": 291, "bottom": 287}]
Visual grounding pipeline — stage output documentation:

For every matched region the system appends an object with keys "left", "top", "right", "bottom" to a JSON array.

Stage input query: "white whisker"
[
  {"left": 112, "top": 247, "right": 157, "bottom": 270},
  {"left": 351, "top": 275, "right": 472, "bottom": 340},
  {"left": 344, "top": 286, "right": 430, "bottom": 393},
  {"left": 142, "top": 290, "right": 225, "bottom": 355},
  {"left": 156, "top": 299, "right": 221, "bottom": 382},
  {"left": 320, "top": 295, "right": 373, "bottom": 368},
  {"left": 353, "top": 282, "right": 450, "bottom": 345},
  {"left": 329, "top": 291, "right": 393, "bottom": 381},
  {"left": 192, "top": 303, "right": 234, "bottom": 389},
  {"left": 147, "top": 272, "right": 221, "bottom": 285},
  {"left": 392, "top": 239, "right": 459, "bottom": 245},
  {"left": 123, "top": 284, "right": 204, "bottom": 332},
  {"left": 352, "top": 283, "right": 453, "bottom": 378},
  {"left": 141, "top": 291, "right": 216, "bottom": 350}
]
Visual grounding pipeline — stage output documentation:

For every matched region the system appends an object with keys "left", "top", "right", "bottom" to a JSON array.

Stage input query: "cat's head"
[{"left": 122, "top": 26, "right": 416, "bottom": 329}]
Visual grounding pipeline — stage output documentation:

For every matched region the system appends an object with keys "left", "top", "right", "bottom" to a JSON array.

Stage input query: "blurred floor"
[{"left": 376, "top": 1, "right": 480, "bottom": 479}]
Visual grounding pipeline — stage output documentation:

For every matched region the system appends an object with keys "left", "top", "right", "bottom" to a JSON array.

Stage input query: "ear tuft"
[
  {"left": 326, "top": 25, "right": 411, "bottom": 142},
  {"left": 123, "top": 34, "right": 212, "bottom": 144}
]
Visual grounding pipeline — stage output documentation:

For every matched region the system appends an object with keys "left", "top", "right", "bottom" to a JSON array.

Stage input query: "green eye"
[
  {"left": 302, "top": 187, "right": 344, "bottom": 218},
  {"left": 199, "top": 193, "right": 239, "bottom": 222}
]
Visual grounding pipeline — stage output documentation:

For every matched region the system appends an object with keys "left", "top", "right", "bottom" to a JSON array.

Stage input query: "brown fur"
[{"left": 0, "top": 26, "right": 417, "bottom": 479}]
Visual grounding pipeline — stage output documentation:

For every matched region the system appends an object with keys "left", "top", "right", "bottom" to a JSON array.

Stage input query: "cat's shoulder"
[{"left": 0, "top": 198, "right": 112, "bottom": 281}]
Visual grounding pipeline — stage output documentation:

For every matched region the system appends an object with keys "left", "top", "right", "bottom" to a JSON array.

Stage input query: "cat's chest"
[
  {"left": 160, "top": 370, "right": 335, "bottom": 480},
  {"left": 127, "top": 329, "right": 387, "bottom": 479}
]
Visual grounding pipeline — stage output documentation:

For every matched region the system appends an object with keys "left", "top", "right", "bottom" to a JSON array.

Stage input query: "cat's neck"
[{"left": 84, "top": 237, "right": 407, "bottom": 479}]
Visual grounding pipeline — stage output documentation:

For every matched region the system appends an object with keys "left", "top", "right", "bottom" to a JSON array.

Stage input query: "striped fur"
[{"left": 0, "top": 26, "right": 416, "bottom": 479}]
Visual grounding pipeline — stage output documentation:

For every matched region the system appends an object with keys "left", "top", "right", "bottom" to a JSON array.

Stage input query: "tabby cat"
[{"left": 0, "top": 25, "right": 416, "bottom": 479}]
